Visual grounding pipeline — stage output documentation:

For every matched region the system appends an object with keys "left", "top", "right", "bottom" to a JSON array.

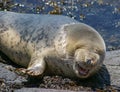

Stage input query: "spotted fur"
[{"left": 0, "top": 11, "right": 106, "bottom": 79}]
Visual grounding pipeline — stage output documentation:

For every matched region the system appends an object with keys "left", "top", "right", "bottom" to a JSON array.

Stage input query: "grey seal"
[{"left": 0, "top": 11, "right": 106, "bottom": 78}]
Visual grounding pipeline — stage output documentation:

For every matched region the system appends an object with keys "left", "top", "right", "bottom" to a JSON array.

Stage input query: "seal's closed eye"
[{"left": 86, "top": 59, "right": 92, "bottom": 65}]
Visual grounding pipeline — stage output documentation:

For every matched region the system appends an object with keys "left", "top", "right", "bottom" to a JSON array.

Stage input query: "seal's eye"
[{"left": 86, "top": 59, "right": 92, "bottom": 65}]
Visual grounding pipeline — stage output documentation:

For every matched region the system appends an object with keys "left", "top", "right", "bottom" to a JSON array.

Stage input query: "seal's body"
[{"left": 0, "top": 11, "right": 106, "bottom": 78}]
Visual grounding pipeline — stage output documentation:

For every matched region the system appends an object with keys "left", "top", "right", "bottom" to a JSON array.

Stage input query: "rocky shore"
[{"left": 0, "top": 50, "right": 120, "bottom": 92}]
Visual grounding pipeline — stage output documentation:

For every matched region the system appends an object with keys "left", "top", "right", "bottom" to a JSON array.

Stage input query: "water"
[{"left": 0, "top": 0, "right": 120, "bottom": 51}]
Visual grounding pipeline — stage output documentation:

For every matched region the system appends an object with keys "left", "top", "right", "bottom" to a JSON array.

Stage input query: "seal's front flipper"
[
  {"left": 26, "top": 57, "right": 46, "bottom": 76},
  {"left": 26, "top": 48, "right": 55, "bottom": 76},
  {"left": 15, "top": 68, "right": 27, "bottom": 75}
]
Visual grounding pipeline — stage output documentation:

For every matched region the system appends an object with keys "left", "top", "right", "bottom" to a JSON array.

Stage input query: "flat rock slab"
[
  {"left": 104, "top": 50, "right": 120, "bottom": 87},
  {"left": 0, "top": 50, "right": 120, "bottom": 91},
  {"left": 15, "top": 88, "right": 76, "bottom": 92}
]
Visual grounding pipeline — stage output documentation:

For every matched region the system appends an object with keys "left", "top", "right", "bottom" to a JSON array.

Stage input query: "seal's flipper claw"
[
  {"left": 26, "top": 67, "right": 43, "bottom": 76},
  {"left": 15, "top": 68, "right": 27, "bottom": 75}
]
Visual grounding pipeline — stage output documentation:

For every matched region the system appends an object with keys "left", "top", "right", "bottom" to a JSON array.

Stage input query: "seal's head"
[
  {"left": 73, "top": 49, "right": 103, "bottom": 78},
  {"left": 55, "top": 23, "right": 106, "bottom": 78}
]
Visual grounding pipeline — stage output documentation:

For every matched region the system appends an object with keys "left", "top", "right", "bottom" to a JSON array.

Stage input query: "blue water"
[{"left": 2, "top": 0, "right": 120, "bottom": 50}]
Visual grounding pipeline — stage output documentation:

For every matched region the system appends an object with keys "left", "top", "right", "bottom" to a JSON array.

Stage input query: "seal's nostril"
[{"left": 86, "top": 59, "right": 91, "bottom": 65}]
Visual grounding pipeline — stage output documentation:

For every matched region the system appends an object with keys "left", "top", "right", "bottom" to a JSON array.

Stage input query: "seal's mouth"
[
  {"left": 74, "top": 63, "right": 90, "bottom": 77},
  {"left": 77, "top": 64, "right": 89, "bottom": 76}
]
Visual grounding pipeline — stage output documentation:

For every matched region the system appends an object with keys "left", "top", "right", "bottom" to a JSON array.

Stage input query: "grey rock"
[
  {"left": 15, "top": 88, "right": 76, "bottom": 92},
  {"left": 104, "top": 50, "right": 120, "bottom": 87},
  {"left": 0, "top": 62, "right": 27, "bottom": 84}
]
